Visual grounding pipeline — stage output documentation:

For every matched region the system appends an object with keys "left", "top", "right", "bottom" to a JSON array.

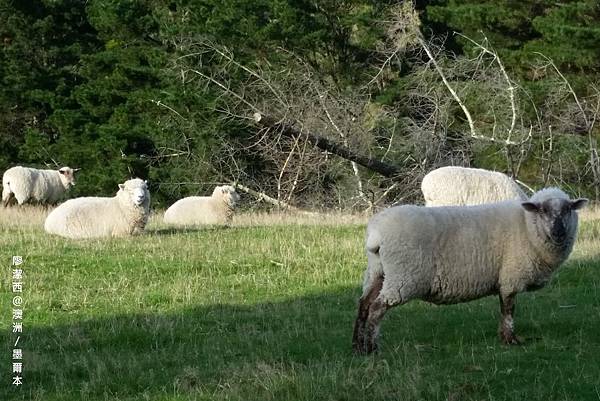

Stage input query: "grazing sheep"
[
  {"left": 422, "top": 166, "right": 527, "bottom": 206},
  {"left": 352, "top": 187, "right": 587, "bottom": 354},
  {"left": 2, "top": 166, "right": 79, "bottom": 207},
  {"left": 44, "top": 178, "right": 150, "bottom": 239},
  {"left": 163, "top": 185, "right": 240, "bottom": 226}
]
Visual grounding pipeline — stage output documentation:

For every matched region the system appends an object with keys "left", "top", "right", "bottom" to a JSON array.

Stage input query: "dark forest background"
[{"left": 1, "top": 0, "right": 599, "bottom": 209}]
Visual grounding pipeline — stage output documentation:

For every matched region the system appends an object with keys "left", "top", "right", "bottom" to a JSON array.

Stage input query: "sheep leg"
[
  {"left": 2, "top": 186, "right": 13, "bottom": 207},
  {"left": 2, "top": 192, "right": 16, "bottom": 207},
  {"left": 14, "top": 193, "right": 29, "bottom": 206},
  {"left": 498, "top": 293, "right": 522, "bottom": 345},
  {"left": 363, "top": 298, "right": 392, "bottom": 354},
  {"left": 352, "top": 274, "right": 383, "bottom": 354}
]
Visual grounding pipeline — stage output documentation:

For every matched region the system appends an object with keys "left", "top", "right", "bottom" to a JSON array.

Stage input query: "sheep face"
[
  {"left": 118, "top": 179, "right": 150, "bottom": 207},
  {"left": 58, "top": 167, "right": 79, "bottom": 188},
  {"left": 522, "top": 197, "right": 588, "bottom": 245},
  {"left": 225, "top": 186, "right": 240, "bottom": 205},
  {"left": 215, "top": 185, "right": 240, "bottom": 207}
]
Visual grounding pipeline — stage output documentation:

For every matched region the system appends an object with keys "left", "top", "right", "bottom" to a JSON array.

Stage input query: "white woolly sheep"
[
  {"left": 163, "top": 185, "right": 240, "bottom": 226},
  {"left": 421, "top": 166, "right": 527, "bottom": 206},
  {"left": 352, "top": 187, "right": 587, "bottom": 354},
  {"left": 44, "top": 178, "right": 150, "bottom": 239},
  {"left": 2, "top": 166, "right": 79, "bottom": 206}
]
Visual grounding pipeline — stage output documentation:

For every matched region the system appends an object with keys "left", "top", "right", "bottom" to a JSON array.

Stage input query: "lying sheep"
[
  {"left": 421, "top": 166, "right": 527, "bottom": 206},
  {"left": 44, "top": 178, "right": 150, "bottom": 239},
  {"left": 352, "top": 187, "right": 587, "bottom": 354},
  {"left": 163, "top": 185, "right": 240, "bottom": 226},
  {"left": 2, "top": 166, "right": 79, "bottom": 206}
]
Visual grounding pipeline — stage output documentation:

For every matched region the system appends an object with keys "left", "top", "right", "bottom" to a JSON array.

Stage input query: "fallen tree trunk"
[{"left": 253, "top": 113, "right": 401, "bottom": 178}]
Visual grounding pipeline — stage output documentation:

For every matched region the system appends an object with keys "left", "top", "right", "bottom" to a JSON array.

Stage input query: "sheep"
[
  {"left": 163, "top": 185, "right": 240, "bottom": 226},
  {"left": 2, "top": 166, "right": 79, "bottom": 207},
  {"left": 352, "top": 187, "right": 587, "bottom": 354},
  {"left": 44, "top": 178, "right": 150, "bottom": 239},
  {"left": 421, "top": 166, "right": 527, "bottom": 206}
]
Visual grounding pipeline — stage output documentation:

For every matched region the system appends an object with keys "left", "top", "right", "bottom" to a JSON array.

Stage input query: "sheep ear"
[
  {"left": 521, "top": 202, "right": 540, "bottom": 213},
  {"left": 73, "top": 168, "right": 81, "bottom": 173},
  {"left": 570, "top": 198, "right": 589, "bottom": 211},
  {"left": 118, "top": 184, "right": 125, "bottom": 190}
]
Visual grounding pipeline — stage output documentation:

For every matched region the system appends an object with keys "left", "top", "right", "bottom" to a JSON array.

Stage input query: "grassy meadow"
[{"left": 1, "top": 206, "right": 600, "bottom": 401}]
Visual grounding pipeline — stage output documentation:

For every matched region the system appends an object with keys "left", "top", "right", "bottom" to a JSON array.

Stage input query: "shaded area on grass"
[{"left": 3, "top": 282, "right": 600, "bottom": 401}]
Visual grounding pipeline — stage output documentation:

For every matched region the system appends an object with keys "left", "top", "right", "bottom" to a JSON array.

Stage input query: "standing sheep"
[
  {"left": 44, "top": 178, "right": 150, "bottom": 239},
  {"left": 421, "top": 166, "right": 527, "bottom": 206},
  {"left": 352, "top": 187, "right": 587, "bottom": 354},
  {"left": 164, "top": 185, "right": 240, "bottom": 226},
  {"left": 2, "top": 166, "right": 79, "bottom": 206}
]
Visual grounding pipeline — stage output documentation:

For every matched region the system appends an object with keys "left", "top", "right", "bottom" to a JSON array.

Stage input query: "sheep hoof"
[
  {"left": 352, "top": 345, "right": 366, "bottom": 355},
  {"left": 351, "top": 340, "right": 367, "bottom": 355},
  {"left": 366, "top": 344, "right": 379, "bottom": 354},
  {"left": 500, "top": 334, "right": 523, "bottom": 345},
  {"left": 352, "top": 340, "right": 378, "bottom": 355}
]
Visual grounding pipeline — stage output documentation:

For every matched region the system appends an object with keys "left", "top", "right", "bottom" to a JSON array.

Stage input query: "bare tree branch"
[
  {"left": 253, "top": 113, "right": 401, "bottom": 178},
  {"left": 234, "top": 182, "right": 298, "bottom": 210}
]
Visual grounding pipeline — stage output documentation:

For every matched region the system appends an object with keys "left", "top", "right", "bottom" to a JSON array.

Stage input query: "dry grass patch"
[
  {"left": 147, "top": 209, "right": 368, "bottom": 230},
  {"left": 0, "top": 204, "right": 50, "bottom": 228}
]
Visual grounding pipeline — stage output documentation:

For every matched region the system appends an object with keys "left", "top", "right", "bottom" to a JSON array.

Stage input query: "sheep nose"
[
  {"left": 551, "top": 224, "right": 566, "bottom": 240},
  {"left": 132, "top": 192, "right": 145, "bottom": 204}
]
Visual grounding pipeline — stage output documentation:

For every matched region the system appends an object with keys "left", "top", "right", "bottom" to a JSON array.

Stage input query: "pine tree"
[{"left": 426, "top": 0, "right": 600, "bottom": 81}]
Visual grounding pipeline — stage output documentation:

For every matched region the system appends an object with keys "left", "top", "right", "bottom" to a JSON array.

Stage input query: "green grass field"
[{"left": 2, "top": 207, "right": 600, "bottom": 401}]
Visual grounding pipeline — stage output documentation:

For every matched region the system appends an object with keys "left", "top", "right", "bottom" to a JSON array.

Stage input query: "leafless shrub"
[
  {"left": 156, "top": 2, "right": 600, "bottom": 211},
  {"left": 167, "top": 37, "right": 414, "bottom": 211}
]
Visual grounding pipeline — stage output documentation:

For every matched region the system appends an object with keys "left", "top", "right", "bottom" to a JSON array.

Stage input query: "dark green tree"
[
  {"left": 0, "top": 0, "right": 100, "bottom": 167},
  {"left": 426, "top": 0, "right": 600, "bottom": 81}
]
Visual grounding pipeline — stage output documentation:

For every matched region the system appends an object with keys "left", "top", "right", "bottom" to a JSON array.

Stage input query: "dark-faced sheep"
[{"left": 353, "top": 187, "right": 587, "bottom": 354}]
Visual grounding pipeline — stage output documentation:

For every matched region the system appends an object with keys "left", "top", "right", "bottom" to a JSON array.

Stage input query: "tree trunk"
[{"left": 253, "top": 113, "right": 400, "bottom": 178}]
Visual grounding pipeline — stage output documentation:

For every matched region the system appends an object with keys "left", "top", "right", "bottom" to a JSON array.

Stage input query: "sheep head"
[
  {"left": 213, "top": 185, "right": 240, "bottom": 207},
  {"left": 118, "top": 178, "right": 150, "bottom": 209},
  {"left": 58, "top": 167, "right": 79, "bottom": 189},
  {"left": 522, "top": 188, "right": 587, "bottom": 247}
]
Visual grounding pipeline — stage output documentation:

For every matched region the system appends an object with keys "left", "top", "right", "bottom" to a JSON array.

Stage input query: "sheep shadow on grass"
[
  {"left": 2, "top": 288, "right": 598, "bottom": 401},
  {"left": 148, "top": 225, "right": 233, "bottom": 236},
  {"left": 0, "top": 288, "right": 358, "bottom": 400}
]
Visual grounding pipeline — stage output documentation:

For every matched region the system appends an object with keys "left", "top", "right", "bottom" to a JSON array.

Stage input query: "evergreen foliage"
[{"left": 0, "top": 0, "right": 598, "bottom": 206}]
